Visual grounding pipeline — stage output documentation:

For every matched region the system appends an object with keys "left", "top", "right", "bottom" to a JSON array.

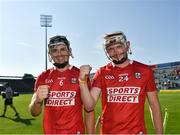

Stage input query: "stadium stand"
[
  {"left": 150, "top": 61, "right": 180, "bottom": 90},
  {"left": 0, "top": 74, "right": 35, "bottom": 94},
  {"left": 89, "top": 61, "right": 180, "bottom": 91},
  {"left": 0, "top": 61, "right": 179, "bottom": 93}
]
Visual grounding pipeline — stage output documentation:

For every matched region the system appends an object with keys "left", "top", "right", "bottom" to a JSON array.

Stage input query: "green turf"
[
  {"left": 0, "top": 94, "right": 43, "bottom": 134},
  {"left": 157, "top": 93, "right": 180, "bottom": 134},
  {"left": 0, "top": 93, "right": 179, "bottom": 134}
]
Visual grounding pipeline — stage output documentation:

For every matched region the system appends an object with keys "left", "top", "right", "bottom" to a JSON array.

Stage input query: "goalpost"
[{"left": 163, "top": 108, "right": 168, "bottom": 133}]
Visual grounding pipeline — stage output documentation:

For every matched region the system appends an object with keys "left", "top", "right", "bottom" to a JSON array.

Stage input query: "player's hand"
[
  {"left": 35, "top": 85, "right": 49, "bottom": 103},
  {"left": 79, "top": 65, "right": 92, "bottom": 81}
]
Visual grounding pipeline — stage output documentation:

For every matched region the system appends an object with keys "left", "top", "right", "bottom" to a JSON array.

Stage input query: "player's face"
[
  {"left": 50, "top": 44, "right": 70, "bottom": 64},
  {"left": 106, "top": 43, "right": 128, "bottom": 62}
]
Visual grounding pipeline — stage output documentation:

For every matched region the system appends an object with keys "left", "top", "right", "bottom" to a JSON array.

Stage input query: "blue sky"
[{"left": 0, "top": 0, "right": 179, "bottom": 77}]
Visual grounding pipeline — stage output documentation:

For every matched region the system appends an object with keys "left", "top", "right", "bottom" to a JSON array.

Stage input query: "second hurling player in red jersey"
[
  {"left": 79, "top": 31, "right": 163, "bottom": 134},
  {"left": 29, "top": 35, "right": 95, "bottom": 134}
]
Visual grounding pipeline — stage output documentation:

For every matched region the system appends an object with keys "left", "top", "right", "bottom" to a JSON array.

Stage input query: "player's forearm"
[
  {"left": 79, "top": 83, "right": 95, "bottom": 111},
  {"left": 29, "top": 100, "right": 43, "bottom": 116},
  {"left": 29, "top": 93, "right": 43, "bottom": 116},
  {"left": 147, "top": 91, "right": 163, "bottom": 134},
  {"left": 84, "top": 111, "right": 96, "bottom": 134},
  {"left": 151, "top": 107, "right": 163, "bottom": 134},
  {"left": 150, "top": 102, "right": 163, "bottom": 134}
]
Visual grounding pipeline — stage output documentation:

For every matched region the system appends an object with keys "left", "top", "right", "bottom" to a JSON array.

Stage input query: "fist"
[
  {"left": 36, "top": 85, "right": 49, "bottom": 103},
  {"left": 79, "top": 65, "right": 92, "bottom": 81}
]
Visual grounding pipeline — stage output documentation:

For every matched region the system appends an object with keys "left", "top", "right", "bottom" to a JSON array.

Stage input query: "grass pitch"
[{"left": 0, "top": 92, "right": 180, "bottom": 134}]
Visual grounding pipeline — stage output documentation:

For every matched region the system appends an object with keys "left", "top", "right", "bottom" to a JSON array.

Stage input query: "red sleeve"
[
  {"left": 34, "top": 71, "right": 48, "bottom": 92},
  {"left": 34, "top": 75, "right": 43, "bottom": 92},
  {"left": 146, "top": 68, "right": 157, "bottom": 92},
  {"left": 92, "top": 68, "right": 102, "bottom": 89}
]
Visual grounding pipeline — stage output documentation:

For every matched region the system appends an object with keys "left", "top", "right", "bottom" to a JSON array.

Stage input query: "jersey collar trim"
[
  {"left": 111, "top": 60, "right": 133, "bottom": 67},
  {"left": 69, "top": 65, "right": 73, "bottom": 70}
]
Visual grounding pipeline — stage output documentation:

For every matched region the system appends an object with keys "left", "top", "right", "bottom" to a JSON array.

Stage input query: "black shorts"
[{"left": 5, "top": 98, "right": 13, "bottom": 105}]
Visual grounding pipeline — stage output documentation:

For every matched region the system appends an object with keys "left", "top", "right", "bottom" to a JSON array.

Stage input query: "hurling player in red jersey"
[
  {"left": 79, "top": 31, "right": 163, "bottom": 134},
  {"left": 29, "top": 35, "right": 95, "bottom": 134}
]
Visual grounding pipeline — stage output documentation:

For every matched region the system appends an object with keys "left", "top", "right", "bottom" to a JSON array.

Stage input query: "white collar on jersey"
[
  {"left": 111, "top": 60, "right": 133, "bottom": 67},
  {"left": 69, "top": 65, "right": 73, "bottom": 70}
]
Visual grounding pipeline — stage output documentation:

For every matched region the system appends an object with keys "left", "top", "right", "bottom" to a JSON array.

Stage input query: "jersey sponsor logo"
[
  {"left": 46, "top": 91, "right": 76, "bottom": 106},
  {"left": 107, "top": 87, "right": 141, "bottom": 103},
  {"left": 105, "top": 75, "right": 115, "bottom": 80}
]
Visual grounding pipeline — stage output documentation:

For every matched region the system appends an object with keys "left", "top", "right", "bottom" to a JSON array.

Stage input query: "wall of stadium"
[{"left": 150, "top": 61, "right": 180, "bottom": 91}]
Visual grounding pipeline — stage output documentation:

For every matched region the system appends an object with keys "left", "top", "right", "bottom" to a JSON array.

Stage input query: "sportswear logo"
[
  {"left": 45, "top": 79, "right": 53, "bottom": 84},
  {"left": 105, "top": 75, "right": 115, "bottom": 80}
]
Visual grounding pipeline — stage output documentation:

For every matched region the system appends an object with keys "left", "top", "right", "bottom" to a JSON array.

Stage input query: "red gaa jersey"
[
  {"left": 35, "top": 66, "right": 90, "bottom": 134},
  {"left": 92, "top": 61, "right": 157, "bottom": 134}
]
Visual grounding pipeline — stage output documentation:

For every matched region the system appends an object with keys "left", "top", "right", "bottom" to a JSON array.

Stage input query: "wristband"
[{"left": 78, "top": 78, "right": 87, "bottom": 84}]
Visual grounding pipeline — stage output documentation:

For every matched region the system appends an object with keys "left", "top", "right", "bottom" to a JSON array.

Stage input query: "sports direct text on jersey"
[
  {"left": 46, "top": 91, "right": 76, "bottom": 106},
  {"left": 107, "top": 87, "right": 140, "bottom": 103}
]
